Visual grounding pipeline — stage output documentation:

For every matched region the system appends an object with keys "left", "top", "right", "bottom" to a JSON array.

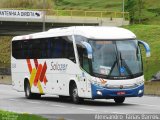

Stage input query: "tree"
[
  {"left": 125, "top": 0, "right": 137, "bottom": 24},
  {"left": 138, "top": 0, "right": 145, "bottom": 23},
  {"left": 125, "top": 0, "right": 145, "bottom": 24}
]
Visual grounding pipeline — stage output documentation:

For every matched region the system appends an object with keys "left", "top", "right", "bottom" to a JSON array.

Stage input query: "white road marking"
[
  {"left": 25, "top": 101, "right": 40, "bottom": 104},
  {"left": 9, "top": 99, "right": 19, "bottom": 101},
  {"left": 109, "top": 111, "right": 122, "bottom": 114},
  {"left": 9, "top": 98, "right": 40, "bottom": 104},
  {"left": 130, "top": 103, "right": 160, "bottom": 108},
  {"left": 51, "top": 104, "right": 66, "bottom": 108},
  {"left": 78, "top": 108, "right": 96, "bottom": 111}
]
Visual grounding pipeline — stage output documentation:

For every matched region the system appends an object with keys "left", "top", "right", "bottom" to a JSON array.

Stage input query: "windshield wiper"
[
  {"left": 108, "top": 60, "right": 117, "bottom": 76},
  {"left": 119, "top": 52, "right": 133, "bottom": 76},
  {"left": 108, "top": 42, "right": 133, "bottom": 77}
]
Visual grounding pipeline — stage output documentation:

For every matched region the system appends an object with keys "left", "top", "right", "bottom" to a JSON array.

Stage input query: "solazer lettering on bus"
[{"left": 50, "top": 62, "right": 68, "bottom": 71}]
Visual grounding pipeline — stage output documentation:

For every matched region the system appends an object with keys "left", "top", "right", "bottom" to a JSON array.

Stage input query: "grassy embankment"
[
  {"left": 54, "top": 0, "right": 122, "bottom": 11},
  {"left": 0, "top": 0, "right": 54, "bottom": 9},
  {"left": 125, "top": 25, "right": 160, "bottom": 80},
  {"left": 0, "top": 110, "right": 47, "bottom": 120},
  {"left": 55, "top": 0, "right": 160, "bottom": 24}
]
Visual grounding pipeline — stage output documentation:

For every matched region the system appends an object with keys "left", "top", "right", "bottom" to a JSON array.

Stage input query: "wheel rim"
[
  {"left": 26, "top": 84, "right": 30, "bottom": 97},
  {"left": 73, "top": 87, "right": 78, "bottom": 101}
]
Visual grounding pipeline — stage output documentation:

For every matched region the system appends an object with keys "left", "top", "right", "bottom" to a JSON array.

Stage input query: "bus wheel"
[
  {"left": 33, "top": 93, "right": 41, "bottom": 99},
  {"left": 114, "top": 97, "right": 125, "bottom": 104},
  {"left": 24, "top": 81, "right": 41, "bottom": 99},
  {"left": 71, "top": 83, "right": 82, "bottom": 104},
  {"left": 24, "top": 81, "right": 33, "bottom": 99}
]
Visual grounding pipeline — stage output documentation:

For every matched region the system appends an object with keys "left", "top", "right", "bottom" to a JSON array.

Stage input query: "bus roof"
[{"left": 12, "top": 26, "right": 136, "bottom": 41}]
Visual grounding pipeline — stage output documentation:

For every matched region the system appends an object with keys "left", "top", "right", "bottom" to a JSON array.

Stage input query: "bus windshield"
[{"left": 89, "top": 40, "right": 143, "bottom": 79}]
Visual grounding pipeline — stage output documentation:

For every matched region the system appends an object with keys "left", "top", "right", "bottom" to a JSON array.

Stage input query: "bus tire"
[
  {"left": 33, "top": 93, "right": 41, "bottom": 99},
  {"left": 114, "top": 97, "right": 125, "bottom": 104},
  {"left": 24, "top": 81, "right": 33, "bottom": 99},
  {"left": 24, "top": 80, "right": 41, "bottom": 99},
  {"left": 71, "top": 83, "right": 82, "bottom": 104}
]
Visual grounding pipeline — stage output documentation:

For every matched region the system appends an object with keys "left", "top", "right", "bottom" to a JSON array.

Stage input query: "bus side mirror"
[
  {"left": 81, "top": 42, "right": 93, "bottom": 59},
  {"left": 138, "top": 40, "right": 151, "bottom": 57}
]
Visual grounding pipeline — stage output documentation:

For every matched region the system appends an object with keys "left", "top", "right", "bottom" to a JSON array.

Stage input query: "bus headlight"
[
  {"left": 138, "top": 89, "right": 143, "bottom": 94},
  {"left": 97, "top": 90, "right": 102, "bottom": 96}
]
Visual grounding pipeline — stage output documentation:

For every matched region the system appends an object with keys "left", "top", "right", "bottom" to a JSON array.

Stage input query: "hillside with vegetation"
[
  {"left": 55, "top": 0, "right": 160, "bottom": 24},
  {"left": 0, "top": 0, "right": 54, "bottom": 9},
  {"left": 125, "top": 25, "right": 160, "bottom": 80}
]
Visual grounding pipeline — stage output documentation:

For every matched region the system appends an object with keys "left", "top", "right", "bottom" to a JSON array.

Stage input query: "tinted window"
[
  {"left": 77, "top": 45, "right": 90, "bottom": 73},
  {"left": 12, "top": 36, "right": 75, "bottom": 62}
]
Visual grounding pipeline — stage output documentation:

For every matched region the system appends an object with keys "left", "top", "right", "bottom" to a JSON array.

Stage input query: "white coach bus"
[{"left": 11, "top": 26, "right": 150, "bottom": 104}]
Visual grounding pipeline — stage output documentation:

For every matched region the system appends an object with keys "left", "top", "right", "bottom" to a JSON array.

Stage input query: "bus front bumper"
[{"left": 91, "top": 83, "right": 144, "bottom": 99}]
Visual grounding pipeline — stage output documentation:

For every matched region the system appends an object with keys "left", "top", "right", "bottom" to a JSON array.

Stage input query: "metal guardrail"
[
  {"left": 47, "top": 10, "right": 129, "bottom": 19},
  {"left": 0, "top": 8, "right": 130, "bottom": 20}
]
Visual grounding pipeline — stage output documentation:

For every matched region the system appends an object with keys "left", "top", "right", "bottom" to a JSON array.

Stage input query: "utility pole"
[
  {"left": 138, "top": 0, "right": 142, "bottom": 23},
  {"left": 42, "top": 0, "right": 46, "bottom": 31},
  {"left": 122, "top": 0, "right": 125, "bottom": 25}
]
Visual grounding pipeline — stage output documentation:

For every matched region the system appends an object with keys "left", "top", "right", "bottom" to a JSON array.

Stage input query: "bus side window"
[
  {"left": 54, "top": 38, "right": 63, "bottom": 58},
  {"left": 77, "top": 46, "right": 83, "bottom": 66},
  {"left": 77, "top": 46, "right": 90, "bottom": 73},
  {"left": 47, "top": 39, "right": 52, "bottom": 58},
  {"left": 23, "top": 40, "right": 31, "bottom": 59},
  {"left": 41, "top": 39, "right": 48, "bottom": 58},
  {"left": 82, "top": 50, "right": 90, "bottom": 73},
  {"left": 62, "top": 36, "right": 75, "bottom": 63},
  {"left": 12, "top": 41, "right": 21, "bottom": 59},
  {"left": 68, "top": 41, "right": 75, "bottom": 62}
]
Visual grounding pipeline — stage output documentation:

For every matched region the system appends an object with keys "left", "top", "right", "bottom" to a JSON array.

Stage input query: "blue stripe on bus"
[{"left": 91, "top": 83, "right": 144, "bottom": 99}]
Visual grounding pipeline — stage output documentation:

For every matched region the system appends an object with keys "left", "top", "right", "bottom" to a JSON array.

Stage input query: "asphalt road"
[{"left": 0, "top": 84, "right": 160, "bottom": 120}]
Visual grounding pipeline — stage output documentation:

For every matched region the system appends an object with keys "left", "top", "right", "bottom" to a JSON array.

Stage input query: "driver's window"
[
  {"left": 82, "top": 50, "right": 90, "bottom": 73},
  {"left": 77, "top": 46, "right": 90, "bottom": 73}
]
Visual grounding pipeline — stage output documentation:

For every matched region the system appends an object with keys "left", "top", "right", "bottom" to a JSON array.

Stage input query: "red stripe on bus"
[
  {"left": 34, "top": 64, "right": 42, "bottom": 86},
  {"left": 26, "top": 59, "right": 32, "bottom": 73},
  {"left": 40, "top": 62, "right": 47, "bottom": 82},
  {"left": 34, "top": 59, "right": 38, "bottom": 69},
  {"left": 43, "top": 76, "right": 47, "bottom": 85}
]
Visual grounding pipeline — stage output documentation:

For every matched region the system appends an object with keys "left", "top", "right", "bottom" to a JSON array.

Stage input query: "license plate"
[{"left": 117, "top": 91, "right": 125, "bottom": 95}]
